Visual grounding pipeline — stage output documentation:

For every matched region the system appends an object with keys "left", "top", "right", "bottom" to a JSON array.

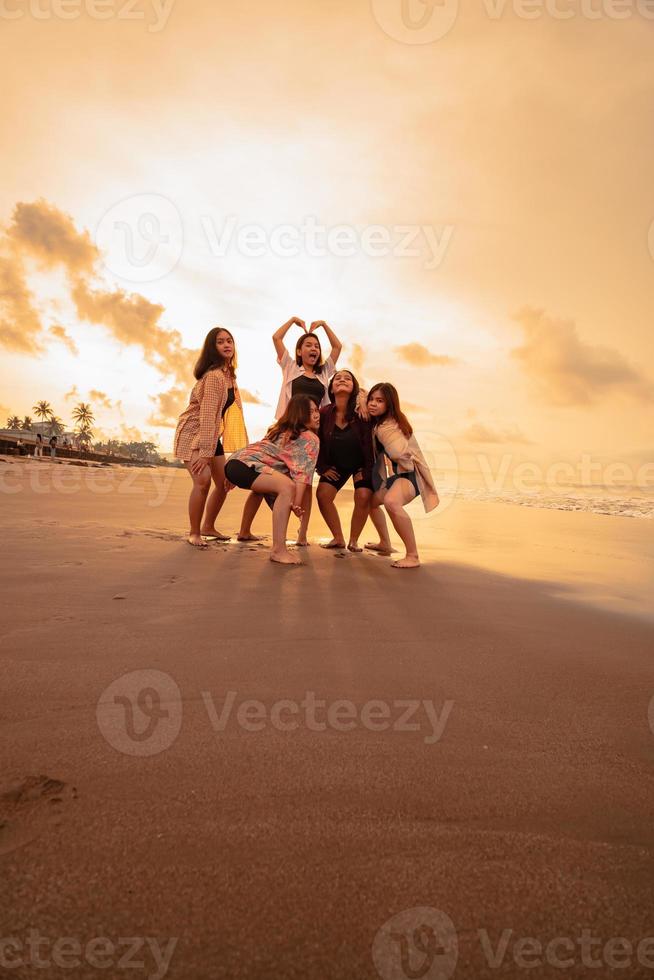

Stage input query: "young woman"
[
  {"left": 238, "top": 316, "right": 342, "bottom": 545},
  {"left": 317, "top": 370, "right": 392, "bottom": 553},
  {"left": 34, "top": 433, "right": 43, "bottom": 457},
  {"left": 367, "top": 383, "right": 439, "bottom": 569},
  {"left": 173, "top": 327, "right": 248, "bottom": 548},
  {"left": 225, "top": 395, "right": 320, "bottom": 565}
]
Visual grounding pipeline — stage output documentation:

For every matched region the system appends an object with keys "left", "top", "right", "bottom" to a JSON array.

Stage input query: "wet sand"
[{"left": 1, "top": 458, "right": 653, "bottom": 979}]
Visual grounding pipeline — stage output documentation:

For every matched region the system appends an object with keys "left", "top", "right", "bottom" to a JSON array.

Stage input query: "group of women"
[{"left": 173, "top": 318, "right": 438, "bottom": 567}]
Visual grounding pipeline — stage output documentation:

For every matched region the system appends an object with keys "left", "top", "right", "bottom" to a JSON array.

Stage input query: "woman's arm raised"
[
  {"left": 309, "top": 320, "right": 342, "bottom": 365},
  {"left": 272, "top": 316, "right": 307, "bottom": 361}
]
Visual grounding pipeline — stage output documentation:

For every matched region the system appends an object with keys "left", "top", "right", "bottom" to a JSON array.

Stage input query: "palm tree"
[
  {"left": 21, "top": 416, "right": 33, "bottom": 431},
  {"left": 33, "top": 401, "right": 52, "bottom": 423},
  {"left": 72, "top": 403, "right": 94, "bottom": 428},
  {"left": 7, "top": 416, "right": 21, "bottom": 430},
  {"left": 77, "top": 425, "right": 94, "bottom": 447},
  {"left": 47, "top": 416, "right": 65, "bottom": 437}
]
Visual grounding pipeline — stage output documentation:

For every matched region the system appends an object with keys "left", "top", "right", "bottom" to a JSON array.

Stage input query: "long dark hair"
[
  {"left": 368, "top": 383, "right": 413, "bottom": 438},
  {"left": 295, "top": 333, "right": 323, "bottom": 369},
  {"left": 194, "top": 327, "right": 237, "bottom": 381},
  {"left": 328, "top": 370, "right": 360, "bottom": 421},
  {"left": 266, "top": 394, "right": 314, "bottom": 444}
]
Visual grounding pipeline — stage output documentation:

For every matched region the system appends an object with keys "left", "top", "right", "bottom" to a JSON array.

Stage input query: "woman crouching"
[
  {"left": 225, "top": 395, "right": 320, "bottom": 565},
  {"left": 367, "top": 383, "right": 439, "bottom": 569}
]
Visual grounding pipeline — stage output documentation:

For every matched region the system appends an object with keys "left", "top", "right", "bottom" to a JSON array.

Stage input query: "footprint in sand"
[
  {"left": 0, "top": 775, "right": 78, "bottom": 856},
  {"left": 161, "top": 575, "right": 181, "bottom": 588}
]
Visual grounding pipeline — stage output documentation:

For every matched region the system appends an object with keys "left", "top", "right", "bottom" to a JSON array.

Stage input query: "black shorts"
[
  {"left": 215, "top": 439, "right": 224, "bottom": 457},
  {"left": 319, "top": 469, "right": 373, "bottom": 492},
  {"left": 224, "top": 458, "right": 259, "bottom": 490},
  {"left": 386, "top": 471, "right": 419, "bottom": 498}
]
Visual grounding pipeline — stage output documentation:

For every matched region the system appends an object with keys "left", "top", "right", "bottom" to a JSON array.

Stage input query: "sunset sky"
[{"left": 1, "top": 0, "right": 653, "bottom": 475}]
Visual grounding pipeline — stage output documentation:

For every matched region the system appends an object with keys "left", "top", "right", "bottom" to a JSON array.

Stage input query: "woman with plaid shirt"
[{"left": 174, "top": 327, "right": 248, "bottom": 548}]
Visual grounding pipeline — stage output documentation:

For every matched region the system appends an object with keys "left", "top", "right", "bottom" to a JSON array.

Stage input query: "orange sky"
[{"left": 1, "top": 0, "right": 653, "bottom": 476}]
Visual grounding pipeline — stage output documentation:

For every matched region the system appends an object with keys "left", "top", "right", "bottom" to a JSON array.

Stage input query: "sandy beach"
[{"left": 1, "top": 456, "right": 654, "bottom": 980}]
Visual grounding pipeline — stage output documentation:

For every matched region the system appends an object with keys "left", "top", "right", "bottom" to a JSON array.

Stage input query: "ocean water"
[{"left": 436, "top": 476, "right": 654, "bottom": 520}]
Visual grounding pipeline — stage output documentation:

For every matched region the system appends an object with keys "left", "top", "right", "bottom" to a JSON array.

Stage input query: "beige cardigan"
[{"left": 373, "top": 418, "right": 439, "bottom": 513}]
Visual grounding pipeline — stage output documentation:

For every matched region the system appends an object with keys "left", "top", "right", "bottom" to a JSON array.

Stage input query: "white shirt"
[{"left": 275, "top": 349, "right": 336, "bottom": 419}]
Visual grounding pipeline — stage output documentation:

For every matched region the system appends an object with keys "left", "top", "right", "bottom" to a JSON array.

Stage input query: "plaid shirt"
[{"left": 174, "top": 369, "right": 248, "bottom": 460}]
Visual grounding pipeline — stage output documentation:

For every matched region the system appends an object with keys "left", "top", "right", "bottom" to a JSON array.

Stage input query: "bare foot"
[
  {"left": 187, "top": 534, "right": 208, "bottom": 549},
  {"left": 365, "top": 542, "right": 394, "bottom": 556},
  {"left": 347, "top": 542, "right": 363, "bottom": 553},
  {"left": 321, "top": 539, "right": 346, "bottom": 550},
  {"left": 293, "top": 540, "right": 310, "bottom": 548},
  {"left": 270, "top": 549, "right": 303, "bottom": 565},
  {"left": 391, "top": 556, "right": 420, "bottom": 569},
  {"left": 237, "top": 533, "right": 264, "bottom": 542},
  {"left": 200, "top": 528, "right": 230, "bottom": 540}
]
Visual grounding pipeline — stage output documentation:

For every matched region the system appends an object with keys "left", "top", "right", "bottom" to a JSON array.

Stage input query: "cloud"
[
  {"left": 462, "top": 422, "right": 532, "bottom": 444},
  {"left": 48, "top": 324, "right": 78, "bottom": 355},
  {"left": 71, "top": 280, "right": 194, "bottom": 384},
  {"left": 88, "top": 389, "right": 113, "bottom": 409},
  {"left": 239, "top": 388, "right": 267, "bottom": 405},
  {"left": 0, "top": 251, "right": 43, "bottom": 353},
  {"left": 7, "top": 199, "right": 98, "bottom": 275},
  {"left": 350, "top": 343, "right": 365, "bottom": 375},
  {"left": 147, "top": 384, "right": 188, "bottom": 428},
  {"left": 64, "top": 385, "right": 79, "bottom": 402},
  {"left": 403, "top": 401, "right": 427, "bottom": 414},
  {"left": 0, "top": 199, "right": 196, "bottom": 386},
  {"left": 393, "top": 343, "right": 456, "bottom": 368},
  {"left": 511, "top": 307, "right": 654, "bottom": 406}
]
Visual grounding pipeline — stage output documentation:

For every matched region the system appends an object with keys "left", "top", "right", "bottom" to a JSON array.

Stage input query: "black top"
[
  {"left": 329, "top": 423, "right": 364, "bottom": 473},
  {"left": 222, "top": 387, "right": 235, "bottom": 417},
  {"left": 291, "top": 374, "right": 325, "bottom": 405}
]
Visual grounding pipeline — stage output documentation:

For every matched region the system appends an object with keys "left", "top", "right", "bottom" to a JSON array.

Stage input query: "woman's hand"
[
  {"left": 309, "top": 320, "right": 327, "bottom": 333},
  {"left": 288, "top": 316, "right": 307, "bottom": 332},
  {"left": 355, "top": 389, "right": 369, "bottom": 420},
  {"left": 322, "top": 467, "right": 340, "bottom": 481},
  {"left": 190, "top": 455, "right": 210, "bottom": 476},
  {"left": 291, "top": 502, "right": 305, "bottom": 517},
  {"left": 224, "top": 479, "right": 235, "bottom": 492}
]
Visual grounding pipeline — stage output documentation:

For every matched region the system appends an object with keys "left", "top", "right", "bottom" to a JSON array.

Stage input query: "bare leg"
[
  {"left": 238, "top": 491, "right": 265, "bottom": 541},
  {"left": 365, "top": 491, "right": 394, "bottom": 554},
  {"left": 383, "top": 479, "right": 420, "bottom": 568},
  {"left": 317, "top": 483, "right": 346, "bottom": 548},
  {"left": 250, "top": 472, "right": 302, "bottom": 564},
  {"left": 200, "top": 456, "right": 230, "bottom": 538},
  {"left": 184, "top": 457, "right": 211, "bottom": 548},
  {"left": 348, "top": 487, "right": 372, "bottom": 551},
  {"left": 294, "top": 484, "right": 312, "bottom": 546}
]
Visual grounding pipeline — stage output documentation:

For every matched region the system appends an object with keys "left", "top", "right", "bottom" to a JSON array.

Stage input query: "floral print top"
[{"left": 230, "top": 430, "right": 319, "bottom": 485}]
